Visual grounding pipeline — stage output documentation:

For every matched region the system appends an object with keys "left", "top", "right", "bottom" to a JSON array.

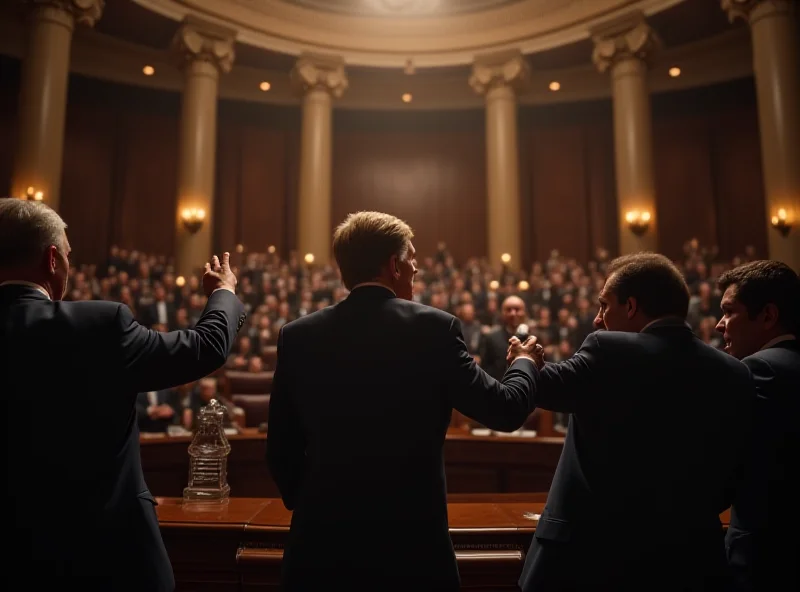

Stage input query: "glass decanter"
[{"left": 183, "top": 399, "right": 232, "bottom": 503}]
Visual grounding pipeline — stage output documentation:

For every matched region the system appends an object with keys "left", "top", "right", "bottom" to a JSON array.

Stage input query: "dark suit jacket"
[
  {"left": 518, "top": 320, "right": 755, "bottom": 592},
  {"left": 136, "top": 389, "right": 183, "bottom": 433},
  {"left": 266, "top": 285, "right": 536, "bottom": 591},
  {"left": 479, "top": 325, "right": 515, "bottom": 380},
  {"left": 726, "top": 338, "right": 800, "bottom": 592},
  {"left": 2, "top": 284, "right": 244, "bottom": 591}
]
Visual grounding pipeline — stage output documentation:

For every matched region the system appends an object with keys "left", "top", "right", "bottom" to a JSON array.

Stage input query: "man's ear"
[
  {"left": 43, "top": 245, "right": 58, "bottom": 275},
  {"left": 761, "top": 303, "right": 780, "bottom": 330},
  {"left": 626, "top": 296, "right": 638, "bottom": 319},
  {"left": 388, "top": 254, "right": 400, "bottom": 278}
]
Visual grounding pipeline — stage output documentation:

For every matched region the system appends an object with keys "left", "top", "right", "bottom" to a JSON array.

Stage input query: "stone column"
[
  {"left": 723, "top": 0, "right": 800, "bottom": 270},
  {"left": 593, "top": 15, "right": 661, "bottom": 255},
  {"left": 291, "top": 54, "right": 348, "bottom": 265},
  {"left": 172, "top": 17, "right": 235, "bottom": 277},
  {"left": 469, "top": 50, "right": 529, "bottom": 271},
  {"left": 11, "top": 0, "right": 104, "bottom": 210}
]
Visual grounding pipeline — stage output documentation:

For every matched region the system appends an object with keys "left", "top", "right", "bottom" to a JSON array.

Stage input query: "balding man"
[
  {"left": 0, "top": 199, "right": 245, "bottom": 591},
  {"left": 479, "top": 294, "right": 527, "bottom": 379}
]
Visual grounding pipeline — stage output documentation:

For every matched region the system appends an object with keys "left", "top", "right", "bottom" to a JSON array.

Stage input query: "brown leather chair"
[
  {"left": 260, "top": 345, "right": 278, "bottom": 371},
  {"left": 231, "top": 394, "right": 270, "bottom": 427},
  {"left": 224, "top": 370, "right": 274, "bottom": 396}
]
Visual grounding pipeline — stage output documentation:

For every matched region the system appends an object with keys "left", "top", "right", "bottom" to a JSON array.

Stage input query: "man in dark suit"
[
  {"left": 136, "top": 389, "right": 184, "bottom": 433},
  {"left": 0, "top": 199, "right": 245, "bottom": 591},
  {"left": 266, "top": 211, "right": 537, "bottom": 591},
  {"left": 516, "top": 252, "right": 754, "bottom": 592},
  {"left": 479, "top": 294, "right": 527, "bottom": 379},
  {"left": 716, "top": 260, "right": 800, "bottom": 592}
]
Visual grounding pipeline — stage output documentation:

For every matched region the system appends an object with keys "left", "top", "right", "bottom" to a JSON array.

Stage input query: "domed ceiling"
[{"left": 283, "top": 0, "right": 525, "bottom": 17}]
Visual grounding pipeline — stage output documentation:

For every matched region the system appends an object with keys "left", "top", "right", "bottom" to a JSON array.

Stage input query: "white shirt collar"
[
  {"left": 0, "top": 280, "right": 50, "bottom": 300},
  {"left": 350, "top": 282, "right": 396, "bottom": 296},
  {"left": 760, "top": 334, "right": 796, "bottom": 351}
]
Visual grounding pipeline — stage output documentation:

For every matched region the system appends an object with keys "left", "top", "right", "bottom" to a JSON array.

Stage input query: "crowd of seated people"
[{"left": 64, "top": 238, "right": 755, "bottom": 433}]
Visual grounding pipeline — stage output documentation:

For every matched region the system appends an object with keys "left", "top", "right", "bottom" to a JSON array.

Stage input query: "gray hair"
[{"left": 0, "top": 198, "right": 68, "bottom": 268}]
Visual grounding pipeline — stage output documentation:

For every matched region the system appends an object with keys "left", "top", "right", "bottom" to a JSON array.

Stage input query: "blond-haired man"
[{"left": 267, "top": 211, "right": 538, "bottom": 591}]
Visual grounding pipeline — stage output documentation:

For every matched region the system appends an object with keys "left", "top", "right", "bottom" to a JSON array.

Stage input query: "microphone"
[{"left": 515, "top": 323, "right": 530, "bottom": 342}]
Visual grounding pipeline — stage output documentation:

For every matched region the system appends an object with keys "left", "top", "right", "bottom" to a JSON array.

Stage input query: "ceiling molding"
[
  {"left": 0, "top": 16, "right": 753, "bottom": 111},
  {"left": 133, "top": 0, "right": 688, "bottom": 67}
]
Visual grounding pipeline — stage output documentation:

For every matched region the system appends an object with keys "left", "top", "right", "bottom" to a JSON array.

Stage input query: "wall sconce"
[
  {"left": 488, "top": 280, "right": 499, "bottom": 291},
  {"left": 500, "top": 253, "right": 511, "bottom": 265},
  {"left": 23, "top": 186, "right": 44, "bottom": 201},
  {"left": 304, "top": 253, "right": 315, "bottom": 264},
  {"left": 771, "top": 208, "right": 792, "bottom": 237},
  {"left": 518, "top": 280, "right": 530, "bottom": 291},
  {"left": 181, "top": 208, "right": 205, "bottom": 234},
  {"left": 625, "top": 210, "right": 651, "bottom": 237}
]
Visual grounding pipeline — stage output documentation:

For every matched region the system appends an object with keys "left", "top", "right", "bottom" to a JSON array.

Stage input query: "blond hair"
[{"left": 332, "top": 211, "right": 414, "bottom": 289}]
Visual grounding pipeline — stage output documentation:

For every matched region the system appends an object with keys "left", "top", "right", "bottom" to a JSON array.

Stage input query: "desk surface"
[{"left": 156, "top": 495, "right": 546, "bottom": 532}]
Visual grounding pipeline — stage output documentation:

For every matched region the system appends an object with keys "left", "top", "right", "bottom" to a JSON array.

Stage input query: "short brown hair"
[
  {"left": 605, "top": 252, "right": 690, "bottom": 320},
  {"left": 332, "top": 211, "right": 413, "bottom": 289},
  {"left": 718, "top": 260, "right": 799, "bottom": 334}
]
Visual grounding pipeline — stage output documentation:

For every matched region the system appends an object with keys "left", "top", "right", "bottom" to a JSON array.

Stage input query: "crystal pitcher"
[{"left": 183, "top": 399, "right": 231, "bottom": 503}]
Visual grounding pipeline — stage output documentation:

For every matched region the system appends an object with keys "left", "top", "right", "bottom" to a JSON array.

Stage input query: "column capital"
[
  {"left": 721, "top": 0, "right": 794, "bottom": 23},
  {"left": 290, "top": 53, "right": 349, "bottom": 98},
  {"left": 469, "top": 50, "right": 530, "bottom": 96},
  {"left": 591, "top": 12, "right": 661, "bottom": 74},
  {"left": 26, "top": 0, "right": 104, "bottom": 27},
  {"left": 172, "top": 15, "right": 236, "bottom": 74}
]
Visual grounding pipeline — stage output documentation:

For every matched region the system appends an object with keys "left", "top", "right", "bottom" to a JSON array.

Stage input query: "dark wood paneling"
[
  {"left": 332, "top": 111, "right": 486, "bottom": 263},
  {"left": 529, "top": 123, "right": 589, "bottom": 262}
]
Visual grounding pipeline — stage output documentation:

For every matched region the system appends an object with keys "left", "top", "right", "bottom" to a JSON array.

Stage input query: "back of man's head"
[
  {"left": 332, "top": 211, "right": 413, "bottom": 289},
  {"left": 717, "top": 260, "right": 800, "bottom": 335},
  {"left": 605, "top": 252, "right": 690, "bottom": 321},
  {"left": 0, "top": 198, "right": 67, "bottom": 270}
]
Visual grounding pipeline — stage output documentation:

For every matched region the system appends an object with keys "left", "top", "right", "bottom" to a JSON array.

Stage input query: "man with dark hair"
[
  {"left": 517, "top": 252, "right": 754, "bottom": 592},
  {"left": 267, "top": 211, "right": 538, "bottom": 591},
  {"left": 716, "top": 260, "right": 800, "bottom": 592}
]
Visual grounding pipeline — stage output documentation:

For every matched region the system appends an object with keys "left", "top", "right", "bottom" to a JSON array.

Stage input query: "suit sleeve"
[
  {"left": 115, "top": 289, "right": 245, "bottom": 393},
  {"left": 445, "top": 317, "right": 537, "bottom": 432},
  {"left": 528, "top": 332, "right": 602, "bottom": 413},
  {"left": 266, "top": 327, "right": 306, "bottom": 510},
  {"left": 729, "top": 356, "right": 773, "bottom": 529},
  {"left": 134, "top": 393, "right": 150, "bottom": 423}
]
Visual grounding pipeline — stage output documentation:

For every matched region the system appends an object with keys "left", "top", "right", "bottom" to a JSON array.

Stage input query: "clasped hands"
[{"left": 506, "top": 335, "right": 545, "bottom": 369}]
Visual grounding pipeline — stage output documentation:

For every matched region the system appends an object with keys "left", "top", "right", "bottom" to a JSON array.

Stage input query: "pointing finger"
[{"left": 222, "top": 252, "right": 231, "bottom": 269}]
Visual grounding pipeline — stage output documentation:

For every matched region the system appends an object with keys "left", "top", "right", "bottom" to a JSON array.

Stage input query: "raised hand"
[{"left": 202, "top": 252, "right": 238, "bottom": 296}]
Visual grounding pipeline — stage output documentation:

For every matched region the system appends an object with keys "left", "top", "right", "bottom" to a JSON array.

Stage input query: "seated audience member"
[
  {"left": 267, "top": 211, "right": 536, "bottom": 591},
  {"left": 516, "top": 252, "right": 755, "bottom": 592},
  {"left": 136, "top": 389, "right": 183, "bottom": 433},
  {"left": 0, "top": 199, "right": 243, "bottom": 591},
  {"left": 247, "top": 355, "right": 264, "bottom": 373},
  {"left": 716, "top": 260, "right": 800, "bottom": 592},
  {"left": 184, "top": 377, "right": 239, "bottom": 430}
]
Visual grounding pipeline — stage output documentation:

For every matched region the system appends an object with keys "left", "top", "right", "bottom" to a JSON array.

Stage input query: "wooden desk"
[
  {"left": 157, "top": 494, "right": 542, "bottom": 591},
  {"left": 141, "top": 429, "right": 565, "bottom": 497},
  {"left": 158, "top": 495, "right": 732, "bottom": 591}
]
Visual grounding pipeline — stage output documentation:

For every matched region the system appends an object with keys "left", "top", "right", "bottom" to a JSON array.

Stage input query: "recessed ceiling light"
[
  {"left": 259, "top": 81, "right": 271, "bottom": 91},
  {"left": 669, "top": 67, "right": 681, "bottom": 78},
  {"left": 142, "top": 65, "right": 155, "bottom": 76},
  {"left": 402, "top": 93, "right": 412, "bottom": 103},
  {"left": 549, "top": 81, "right": 561, "bottom": 91}
]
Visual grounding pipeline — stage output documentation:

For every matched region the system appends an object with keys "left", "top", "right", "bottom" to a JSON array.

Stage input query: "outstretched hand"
[
  {"left": 202, "top": 252, "right": 237, "bottom": 296},
  {"left": 507, "top": 335, "right": 545, "bottom": 369}
]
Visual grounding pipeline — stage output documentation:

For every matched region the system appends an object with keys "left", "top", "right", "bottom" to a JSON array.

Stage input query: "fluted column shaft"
[
  {"left": 292, "top": 55, "right": 348, "bottom": 265},
  {"left": 470, "top": 52, "right": 529, "bottom": 271},
  {"left": 11, "top": 0, "right": 103, "bottom": 210},
  {"left": 724, "top": 0, "right": 800, "bottom": 270},
  {"left": 593, "top": 16, "right": 661, "bottom": 255},
  {"left": 173, "top": 18, "right": 235, "bottom": 277}
]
